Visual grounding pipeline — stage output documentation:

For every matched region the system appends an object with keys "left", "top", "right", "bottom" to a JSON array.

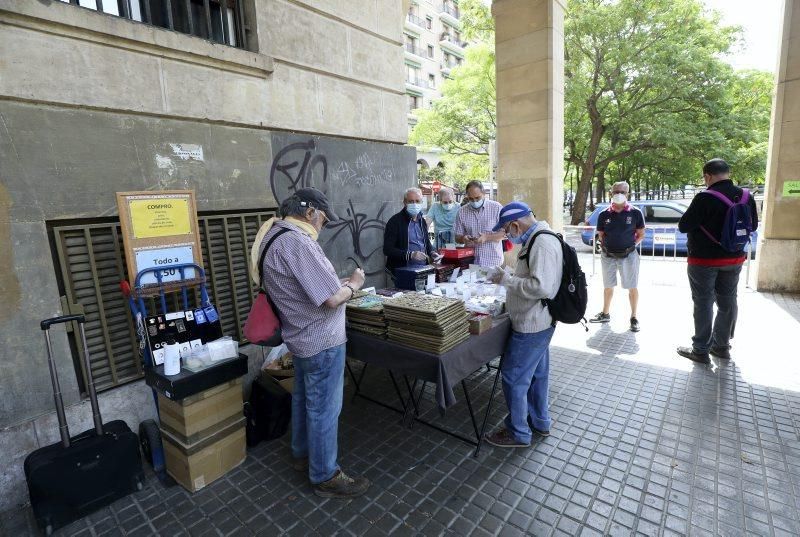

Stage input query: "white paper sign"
[
  {"left": 134, "top": 245, "right": 196, "bottom": 285},
  {"left": 426, "top": 274, "right": 436, "bottom": 290},
  {"left": 449, "top": 267, "right": 461, "bottom": 282}
]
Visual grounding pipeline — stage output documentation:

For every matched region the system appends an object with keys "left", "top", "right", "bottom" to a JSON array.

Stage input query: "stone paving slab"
[{"left": 1, "top": 256, "right": 799, "bottom": 536}]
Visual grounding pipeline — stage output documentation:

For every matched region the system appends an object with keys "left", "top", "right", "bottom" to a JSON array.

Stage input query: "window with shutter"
[{"left": 50, "top": 209, "right": 275, "bottom": 394}]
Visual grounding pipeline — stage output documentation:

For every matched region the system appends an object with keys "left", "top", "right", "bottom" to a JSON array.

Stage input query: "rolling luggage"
[
  {"left": 24, "top": 315, "right": 145, "bottom": 536},
  {"left": 244, "top": 374, "right": 291, "bottom": 446}
]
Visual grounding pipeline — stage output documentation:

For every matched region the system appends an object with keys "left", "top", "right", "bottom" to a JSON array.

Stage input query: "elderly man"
[
  {"left": 260, "top": 188, "right": 369, "bottom": 498},
  {"left": 485, "top": 201, "right": 563, "bottom": 448},
  {"left": 425, "top": 186, "right": 459, "bottom": 249},
  {"left": 454, "top": 180, "right": 504, "bottom": 267},
  {"left": 384, "top": 187, "right": 440, "bottom": 272},
  {"left": 589, "top": 181, "right": 645, "bottom": 332}
]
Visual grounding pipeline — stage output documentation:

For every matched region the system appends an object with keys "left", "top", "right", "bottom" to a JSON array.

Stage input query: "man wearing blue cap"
[{"left": 485, "top": 201, "right": 563, "bottom": 448}]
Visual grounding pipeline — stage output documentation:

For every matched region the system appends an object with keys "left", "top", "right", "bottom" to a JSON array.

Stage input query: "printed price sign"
[
  {"left": 129, "top": 198, "right": 191, "bottom": 238},
  {"left": 134, "top": 245, "right": 196, "bottom": 285},
  {"left": 653, "top": 232, "right": 676, "bottom": 245}
]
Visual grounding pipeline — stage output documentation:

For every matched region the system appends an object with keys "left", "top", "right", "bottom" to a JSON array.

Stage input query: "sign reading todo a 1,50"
[{"left": 134, "top": 245, "right": 196, "bottom": 285}]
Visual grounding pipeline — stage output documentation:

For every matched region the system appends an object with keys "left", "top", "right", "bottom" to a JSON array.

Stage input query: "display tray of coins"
[
  {"left": 346, "top": 292, "right": 389, "bottom": 338},
  {"left": 383, "top": 294, "right": 471, "bottom": 354}
]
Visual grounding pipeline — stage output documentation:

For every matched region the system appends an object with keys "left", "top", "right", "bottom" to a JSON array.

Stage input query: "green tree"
[{"left": 565, "top": 0, "right": 739, "bottom": 224}]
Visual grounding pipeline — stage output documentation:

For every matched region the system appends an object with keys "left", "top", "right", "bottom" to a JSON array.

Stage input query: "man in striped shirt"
[
  {"left": 454, "top": 180, "right": 505, "bottom": 267},
  {"left": 261, "top": 188, "right": 370, "bottom": 498}
]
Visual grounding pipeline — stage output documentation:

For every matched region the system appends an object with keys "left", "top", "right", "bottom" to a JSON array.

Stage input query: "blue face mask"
[
  {"left": 406, "top": 203, "right": 423, "bottom": 216},
  {"left": 507, "top": 224, "right": 525, "bottom": 244},
  {"left": 470, "top": 199, "right": 485, "bottom": 209}
]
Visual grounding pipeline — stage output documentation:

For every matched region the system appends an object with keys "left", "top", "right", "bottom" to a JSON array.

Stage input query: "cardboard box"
[
  {"left": 469, "top": 314, "right": 492, "bottom": 335},
  {"left": 263, "top": 357, "right": 295, "bottom": 393},
  {"left": 162, "top": 418, "right": 246, "bottom": 493},
  {"left": 157, "top": 378, "right": 243, "bottom": 444}
]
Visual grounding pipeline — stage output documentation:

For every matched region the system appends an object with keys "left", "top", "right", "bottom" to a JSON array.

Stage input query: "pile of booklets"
[
  {"left": 383, "top": 294, "right": 470, "bottom": 354},
  {"left": 432, "top": 262, "right": 456, "bottom": 283},
  {"left": 345, "top": 292, "right": 389, "bottom": 338}
]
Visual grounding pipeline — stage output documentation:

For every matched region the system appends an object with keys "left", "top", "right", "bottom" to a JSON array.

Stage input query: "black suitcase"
[
  {"left": 244, "top": 374, "right": 291, "bottom": 447},
  {"left": 24, "top": 315, "right": 145, "bottom": 536}
]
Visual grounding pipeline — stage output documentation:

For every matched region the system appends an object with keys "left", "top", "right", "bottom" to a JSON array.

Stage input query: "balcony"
[
  {"left": 439, "top": 34, "right": 466, "bottom": 54},
  {"left": 438, "top": 4, "right": 460, "bottom": 26},
  {"left": 440, "top": 60, "right": 459, "bottom": 74},
  {"left": 406, "top": 13, "right": 426, "bottom": 30},
  {"left": 404, "top": 42, "right": 428, "bottom": 61},
  {"left": 406, "top": 76, "right": 433, "bottom": 91}
]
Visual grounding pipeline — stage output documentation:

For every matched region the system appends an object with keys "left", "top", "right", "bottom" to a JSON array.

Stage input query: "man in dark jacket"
[
  {"left": 383, "top": 187, "right": 439, "bottom": 272},
  {"left": 676, "top": 159, "right": 758, "bottom": 364}
]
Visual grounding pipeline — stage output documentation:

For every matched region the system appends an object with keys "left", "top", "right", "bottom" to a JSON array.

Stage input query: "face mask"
[
  {"left": 406, "top": 203, "right": 423, "bottom": 217},
  {"left": 470, "top": 199, "right": 484, "bottom": 209},
  {"left": 611, "top": 193, "right": 627, "bottom": 205},
  {"left": 507, "top": 224, "right": 525, "bottom": 244},
  {"left": 442, "top": 202, "right": 455, "bottom": 211}
]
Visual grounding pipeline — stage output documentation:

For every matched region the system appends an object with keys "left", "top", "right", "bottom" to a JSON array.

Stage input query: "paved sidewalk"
[{"left": 2, "top": 256, "right": 799, "bottom": 536}]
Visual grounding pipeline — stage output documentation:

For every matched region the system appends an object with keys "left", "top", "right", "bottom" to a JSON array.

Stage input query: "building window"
[
  {"left": 408, "top": 94, "right": 420, "bottom": 113},
  {"left": 56, "top": 0, "right": 249, "bottom": 49},
  {"left": 428, "top": 74, "right": 436, "bottom": 88},
  {"left": 49, "top": 209, "right": 276, "bottom": 394},
  {"left": 425, "top": 16, "right": 433, "bottom": 29},
  {"left": 407, "top": 65, "right": 420, "bottom": 85},
  {"left": 427, "top": 45, "right": 434, "bottom": 58}
]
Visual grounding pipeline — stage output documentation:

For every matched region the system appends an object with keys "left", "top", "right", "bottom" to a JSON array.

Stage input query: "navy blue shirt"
[
  {"left": 408, "top": 217, "right": 427, "bottom": 266},
  {"left": 596, "top": 204, "right": 645, "bottom": 252}
]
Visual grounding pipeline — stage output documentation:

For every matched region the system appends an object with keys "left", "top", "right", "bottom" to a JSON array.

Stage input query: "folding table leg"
[
  {"left": 403, "top": 375, "right": 421, "bottom": 416},
  {"left": 347, "top": 361, "right": 369, "bottom": 404},
  {"left": 402, "top": 378, "right": 419, "bottom": 427},
  {"left": 475, "top": 356, "right": 504, "bottom": 457},
  {"left": 388, "top": 371, "right": 406, "bottom": 411},
  {"left": 462, "top": 379, "right": 480, "bottom": 443}
]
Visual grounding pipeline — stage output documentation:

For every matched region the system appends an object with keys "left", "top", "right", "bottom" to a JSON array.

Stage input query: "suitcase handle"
[{"left": 41, "top": 314, "right": 85, "bottom": 330}]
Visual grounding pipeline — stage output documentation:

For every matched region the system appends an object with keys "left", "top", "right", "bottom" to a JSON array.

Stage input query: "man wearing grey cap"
[{"left": 259, "top": 188, "right": 370, "bottom": 498}]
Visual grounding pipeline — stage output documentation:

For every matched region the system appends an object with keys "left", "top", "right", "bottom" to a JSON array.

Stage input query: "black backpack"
[
  {"left": 521, "top": 230, "right": 588, "bottom": 330},
  {"left": 243, "top": 374, "right": 292, "bottom": 447}
]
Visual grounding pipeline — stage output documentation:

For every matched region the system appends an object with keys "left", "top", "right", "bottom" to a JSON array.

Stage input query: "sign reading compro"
[
  {"left": 130, "top": 198, "right": 192, "bottom": 238},
  {"left": 117, "top": 191, "right": 203, "bottom": 294}
]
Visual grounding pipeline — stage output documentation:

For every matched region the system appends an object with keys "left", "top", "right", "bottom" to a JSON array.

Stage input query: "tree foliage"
[{"left": 410, "top": 0, "right": 773, "bottom": 223}]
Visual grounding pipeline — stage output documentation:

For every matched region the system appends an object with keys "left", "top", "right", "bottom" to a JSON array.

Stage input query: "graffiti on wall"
[{"left": 268, "top": 136, "right": 413, "bottom": 279}]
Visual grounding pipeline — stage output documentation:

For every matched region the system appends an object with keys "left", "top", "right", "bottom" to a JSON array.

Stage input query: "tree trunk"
[
  {"left": 595, "top": 165, "right": 607, "bottom": 204},
  {"left": 571, "top": 163, "right": 595, "bottom": 224}
]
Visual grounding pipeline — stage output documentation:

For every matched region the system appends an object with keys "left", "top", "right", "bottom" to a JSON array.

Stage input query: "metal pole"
[
  {"left": 77, "top": 323, "right": 104, "bottom": 436},
  {"left": 44, "top": 330, "right": 71, "bottom": 448}
]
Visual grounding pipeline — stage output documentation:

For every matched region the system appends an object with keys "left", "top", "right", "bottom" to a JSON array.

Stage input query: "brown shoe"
[
  {"left": 312, "top": 470, "right": 370, "bottom": 498},
  {"left": 484, "top": 428, "right": 530, "bottom": 448},
  {"left": 292, "top": 457, "right": 308, "bottom": 472},
  {"left": 677, "top": 346, "right": 710, "bottom": 364}
]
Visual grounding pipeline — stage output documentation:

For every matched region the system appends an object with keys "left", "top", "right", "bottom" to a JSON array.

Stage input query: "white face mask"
[
  {"left": 470, "top": 199, "right": 484, "bottom": 209},
  {"left": 612, "top": 193, "right": 627, "bottom": 205},
  {"left": 442, "top": 202, "right": 455, "bottom": 211}
]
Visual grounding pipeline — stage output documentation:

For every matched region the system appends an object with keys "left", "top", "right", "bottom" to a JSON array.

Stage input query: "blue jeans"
[
  {"left": 501, "top": 327, "right": 556, "bottom": 444},
  {"left": 291, "top": 344, "right": 345, "bottom": 484},
  {"left": 688, "top": 264, "right": 742, "bottom": 353}
]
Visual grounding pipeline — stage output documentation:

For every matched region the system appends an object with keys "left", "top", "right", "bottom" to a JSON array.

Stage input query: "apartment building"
[{"left": 404, "top": 0, "right": 466, "bottom": 168}]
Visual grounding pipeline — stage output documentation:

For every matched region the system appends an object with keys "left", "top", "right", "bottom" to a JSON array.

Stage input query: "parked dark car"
[{"left": 580, "top": 200, "right": 758, "bottom": 256}]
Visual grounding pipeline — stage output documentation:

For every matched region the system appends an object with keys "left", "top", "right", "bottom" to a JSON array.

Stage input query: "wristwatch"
[{"left": 344, "top": 283, "right": 355, "bottom": 299}]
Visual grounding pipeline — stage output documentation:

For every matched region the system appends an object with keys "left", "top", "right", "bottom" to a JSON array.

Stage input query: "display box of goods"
[
  {"left": 393, "top": 265, "right": 436, "bottom": 291},
  {"left": 468, "top": 313, "right": 493, "bottom": 335},
  {"left": 432, "top": 262, "right": 456, "bottom": 283},
  {"left": 440, "top": 247, "right": 475, "bottom": 260}
]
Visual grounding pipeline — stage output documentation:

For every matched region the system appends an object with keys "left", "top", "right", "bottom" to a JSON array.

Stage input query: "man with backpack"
[
  {"left": 484, "top": 202, "right": 564, "bottom": 447},
  {"left": 676, "top": 159, "right": 758, "bottom": 364}
]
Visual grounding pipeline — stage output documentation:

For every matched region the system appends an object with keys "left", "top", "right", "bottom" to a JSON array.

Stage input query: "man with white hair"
[
  {"left": 384, "top": 187, "right": 440, "bottom": 273},
  {"left": 425, "top": 186, "right": 459, "bottom": 248},
  {"left": 589, "top": 181, "right": 645, "bottom": 332}
]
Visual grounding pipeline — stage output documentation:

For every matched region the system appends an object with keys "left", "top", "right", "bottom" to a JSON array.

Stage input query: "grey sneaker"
[
  {"left": 630, "top": 317, "right": 640, "bottom": 332},
  {"left": 677, "top": 346, "right": 710, "bottom": 364},
  {"left": 589, "top": 312, "right": 610, "bottom": 323},
  {"left": 313, "top": 470, "right": 370, "bottom": 498}
]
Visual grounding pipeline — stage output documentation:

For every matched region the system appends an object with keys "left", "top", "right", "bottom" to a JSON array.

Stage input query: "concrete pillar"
[
  {"left": 757, "top": 0, "right": 800, "bottom": 292},
  {"left": 493, "top": 0, "right": 565, "bottom": 230}
]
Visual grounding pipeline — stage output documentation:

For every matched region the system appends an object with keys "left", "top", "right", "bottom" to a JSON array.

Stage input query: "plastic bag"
[{"left": 261, "top": 343, "right": 289, "bottom": 370}]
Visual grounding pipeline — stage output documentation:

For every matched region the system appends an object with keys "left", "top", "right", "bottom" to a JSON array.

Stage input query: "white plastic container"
[
  {"left": 207, "top": 337, "right": 239, "bottom": 362},
  {"left": 163, "top": 341, "right": 181, "bottom": 376}
]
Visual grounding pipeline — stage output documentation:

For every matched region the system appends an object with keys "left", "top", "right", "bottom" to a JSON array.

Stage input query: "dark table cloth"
[{"left": 346, "top": 316, "right": 511, "bottom": 412}]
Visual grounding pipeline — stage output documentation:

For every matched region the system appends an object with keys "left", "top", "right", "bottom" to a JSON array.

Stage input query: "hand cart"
[{"left": 120, "top": 262, "right": 210, "bottom": 481}]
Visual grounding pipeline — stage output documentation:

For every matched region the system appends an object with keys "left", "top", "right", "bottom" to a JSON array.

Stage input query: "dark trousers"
[{"left": 687, "top": 264, "right": 742, "bottom": 353}]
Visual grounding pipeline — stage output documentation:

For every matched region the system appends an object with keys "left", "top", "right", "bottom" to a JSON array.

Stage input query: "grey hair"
[
  {"left": 279, "top": 196, "right": 310, "bottom": 218},
  {"left": 439, "top": 187, "right": 454, "bottom": 199},
  {"left": 404, "top": 187, "right": 423, "bottom": 201},
  {"left": 612, "top": 181, "right": 630, "bottom": 193}
]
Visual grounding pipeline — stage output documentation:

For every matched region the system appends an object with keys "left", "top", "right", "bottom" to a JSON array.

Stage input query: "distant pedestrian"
[
  {"left": 426, "top": 187, "right": 459, "bottom": 248},
  {"left": 484, "top": 201, "right": 563, "bottom": 448},
  {"left": 588, "top": 182, "right": 645, "bottom": 332},
  {"left": 676, "top": 159, "right": 758, "bottom": 364},
  {"left": 454, "top": 180, "right": 504, "bottom": 267}
]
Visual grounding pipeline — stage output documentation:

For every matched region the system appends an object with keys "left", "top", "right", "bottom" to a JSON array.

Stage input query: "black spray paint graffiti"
[{"left": 269, "top": 140, "right": 391, "bottom": 276}]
